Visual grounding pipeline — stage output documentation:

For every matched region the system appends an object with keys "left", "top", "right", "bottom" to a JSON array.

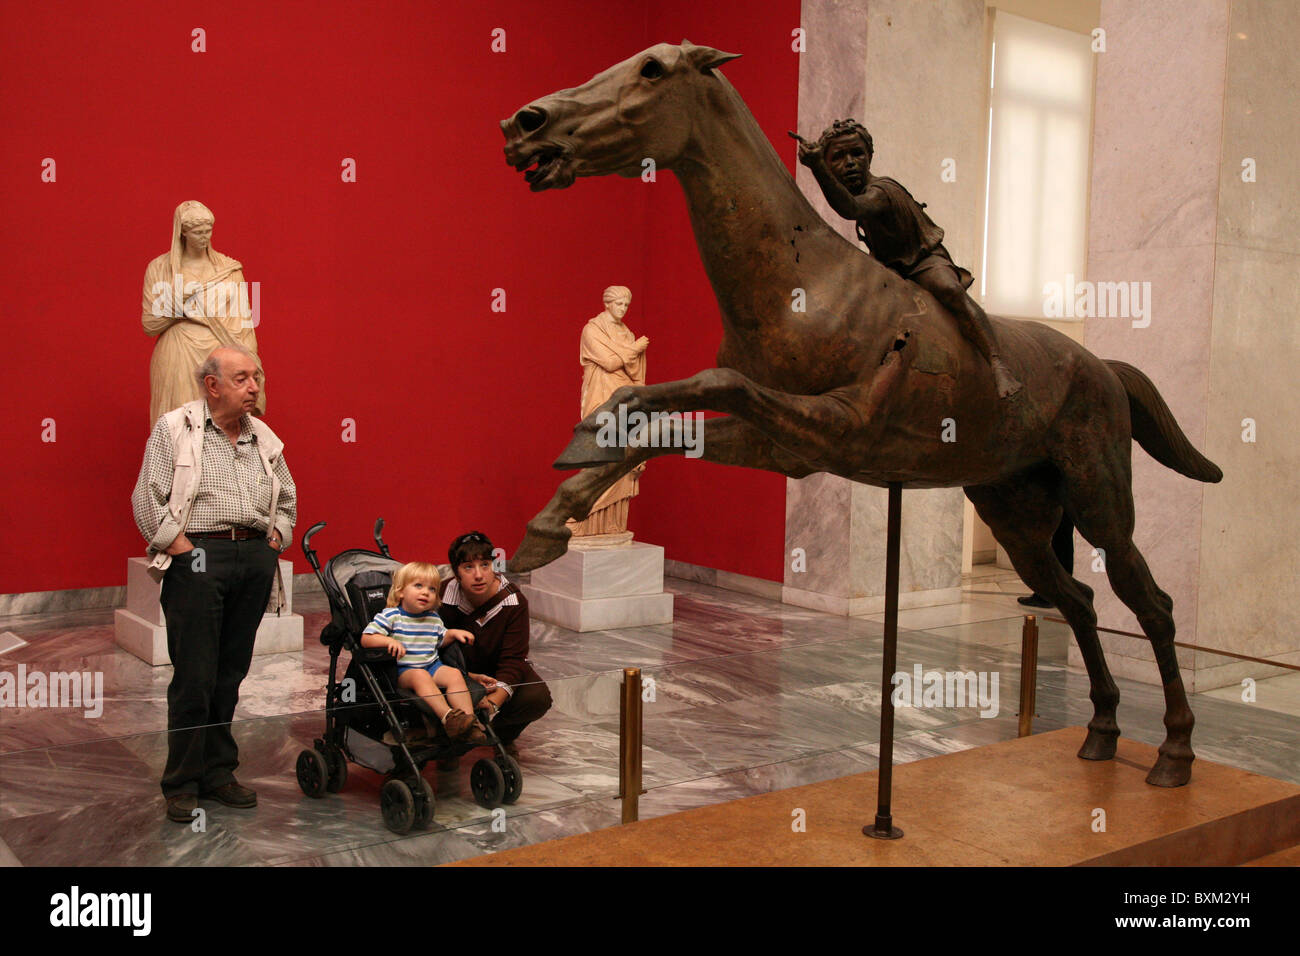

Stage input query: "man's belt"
[{"left": 188, "top": 527, "right": 266, "bottom": 541}]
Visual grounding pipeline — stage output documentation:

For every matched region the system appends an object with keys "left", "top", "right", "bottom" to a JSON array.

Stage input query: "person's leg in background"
[{"left": 1019, "top": 516, "right": 1075, "bottom": 608}]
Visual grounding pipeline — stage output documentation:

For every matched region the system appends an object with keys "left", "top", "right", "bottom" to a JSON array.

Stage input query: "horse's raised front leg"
[
  {"left": 511, "top": 415, "right": 816, "bottom": 572},
  {"left": 555, "top": 331, "right": 915, "bottom": 469}
]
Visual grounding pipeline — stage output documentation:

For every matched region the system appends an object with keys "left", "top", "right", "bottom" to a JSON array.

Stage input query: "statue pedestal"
[
  {"left": 521, "top": 541, "right": 673, "bottom": 632},
  {"left": 114, "top": 557, "right": 304, "bottom": 666},
  {"left": 453, "top": 729, "right": 1300, "bottom": 866}
]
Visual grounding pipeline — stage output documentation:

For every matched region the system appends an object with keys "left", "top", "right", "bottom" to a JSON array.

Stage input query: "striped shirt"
[
  {"left": 363, "top": 607, "right": 447, "bottom": 667},
  {"left": 132, "top": 402, "right": 297, "bottom": 549}
]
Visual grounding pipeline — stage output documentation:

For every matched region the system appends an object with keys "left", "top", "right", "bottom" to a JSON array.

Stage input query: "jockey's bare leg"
[{"left": 915, "top": 267, "right": 1022, "bottom": 398}]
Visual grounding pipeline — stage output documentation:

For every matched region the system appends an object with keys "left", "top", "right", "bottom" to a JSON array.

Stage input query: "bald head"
[{"left": 197, "top": 346, "right": 262, "bottom": 423}]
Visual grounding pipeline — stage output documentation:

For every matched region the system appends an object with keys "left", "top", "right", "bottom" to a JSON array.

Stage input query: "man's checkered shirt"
[{"left": 133, "top": 405, "right": 298, "bottom": 550}]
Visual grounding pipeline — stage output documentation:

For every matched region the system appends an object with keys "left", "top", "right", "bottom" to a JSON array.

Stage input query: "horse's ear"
[{"left": 681, "top": 40, "right": 742, "bottom": 74}]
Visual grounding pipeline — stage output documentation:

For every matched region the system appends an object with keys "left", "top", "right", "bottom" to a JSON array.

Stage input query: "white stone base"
[
  {"left": 522, "top": 588, "right": 674, "bottom": 633},
  {"left": 1066, "top": 629, "right": 1300, "bottom": 694},
  {"left": 113, "top": 556, "right": 304, "bottom": 666},
  {"left": 781, "top": 584, "right": 964, "bottom": 618},
  {"left": 1067, "top": 643, "right": 1194, "bottom": 691},
  {"left": 522, "top": 542, "right": 674, "bottom": 632}
]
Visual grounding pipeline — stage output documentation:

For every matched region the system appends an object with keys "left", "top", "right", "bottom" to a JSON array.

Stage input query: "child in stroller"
[
  {"left": 360, "top": 561, "right": 487, "bottom": 744},
  {"left": 296, "top": 519, "right": 524, "bottom": 834}
]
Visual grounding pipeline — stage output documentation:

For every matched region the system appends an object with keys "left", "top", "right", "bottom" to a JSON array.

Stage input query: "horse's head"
[{"left": 500, "top": 40, "right": 741, "bottom": 191}]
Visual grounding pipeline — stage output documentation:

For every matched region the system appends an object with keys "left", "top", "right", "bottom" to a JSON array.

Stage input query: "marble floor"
[{"left": 1, "top": 564, "right": 1296, "bottom": 866}]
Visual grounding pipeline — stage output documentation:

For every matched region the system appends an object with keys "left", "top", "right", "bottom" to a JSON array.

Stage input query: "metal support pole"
[
  {"left": 1018, "top": 614, "right": 1040, "bottom": 737},
  {"left": 865, "top": 482, "right": 904, "bottom": 840},
  {"left": 618, "top": 667, "right": 643, "bottom": 824}
]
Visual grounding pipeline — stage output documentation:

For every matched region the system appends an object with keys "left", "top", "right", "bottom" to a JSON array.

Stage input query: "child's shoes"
[{"left": 442, "top": 708, "right": 474, "bottom": 738}]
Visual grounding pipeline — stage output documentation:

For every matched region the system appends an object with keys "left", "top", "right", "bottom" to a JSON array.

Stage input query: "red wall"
[
  {"left": 0, "top": 0, "right": 798, "bottom": 595},
  {"left": 633, "top": 1, "right": 800, "bottom": 582}
]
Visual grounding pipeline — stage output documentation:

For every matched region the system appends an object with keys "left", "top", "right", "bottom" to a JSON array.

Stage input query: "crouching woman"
[{"left": 438, "top": 531, "right": 551, "bottom": 754}]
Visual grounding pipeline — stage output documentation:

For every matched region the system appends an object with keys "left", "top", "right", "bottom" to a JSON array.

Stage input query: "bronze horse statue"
[{"left": 500, "top": 41, "right": 1222, "bottom": 788}]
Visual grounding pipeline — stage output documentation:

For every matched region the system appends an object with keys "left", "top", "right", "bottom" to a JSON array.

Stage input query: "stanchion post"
[
  {"left": 864, "top": 482, "right": 904, "bottom": 840},
  {"left": 1018, "top": 614, "right": 1039, "bottom": 737},
  {"left": 618, "top": 667, "right": 643, "bottom": 824}
]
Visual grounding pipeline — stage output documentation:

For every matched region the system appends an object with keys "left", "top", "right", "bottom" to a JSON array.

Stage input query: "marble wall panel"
[
  {"left": 1197, "top": 244, "right": 1300, "bottom": 676},
  {"left": 0, "top": 586, "right": 125, "bottom": 617},
  {"left": 1087, "top": 0, "right": 1229, "bottom": 255},
  {"left": 786, "top": 0, "right": 982, "bottom": 611},
  {"left": 862, "top": 0, "right": 989, "bottom": 273},
  {"left": 1197, "top": 0, "right": 1300, "bottom": 682},
  {"left": 853, "top": 486, "right": 965, "bottom": 597},
  {"left": 795, "top": 0, "right": 870, "bottom": 245},
  {"left": 785, "top": 471, "right": 853, "bottom": 596},
  {"left": 1082, "top": 1, "right": 1227, "bottom": 674},
  {"left": 1214, "top": 0, "right": 1300, "bottom": 256}
]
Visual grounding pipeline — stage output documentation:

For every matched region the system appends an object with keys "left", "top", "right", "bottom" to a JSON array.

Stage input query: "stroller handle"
[
  {"left": 301, "top": 521, "right": 327, "bottom": 573},
  {"left": 373, "top": 518, "right": 391, "bottom": 558}
]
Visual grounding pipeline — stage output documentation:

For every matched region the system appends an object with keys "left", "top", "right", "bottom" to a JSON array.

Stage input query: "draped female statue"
[
  {"left": 566, "top": 285, "right": 648, "bottom": 541},
  {"left": 141, "top": 200, "right": 265, "bottom": 424}
]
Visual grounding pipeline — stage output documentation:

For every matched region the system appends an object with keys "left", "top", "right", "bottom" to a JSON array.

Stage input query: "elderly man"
[{"left": 132, "top": 344, "right": 297, "bottom": 823}]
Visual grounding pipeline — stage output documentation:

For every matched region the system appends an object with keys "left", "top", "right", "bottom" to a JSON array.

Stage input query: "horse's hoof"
[
  {"left": 1077, "top": 729, "right": 1119, "bottom": 761},
  {"left": 553, "top": 428, "right": 624, "bottom": 469},
  {"left": 1145, "top": 753, "right": 1193, "bottom": 788},
  {"left": 507, "top": 523, "right": 570, "bottom": 573}
]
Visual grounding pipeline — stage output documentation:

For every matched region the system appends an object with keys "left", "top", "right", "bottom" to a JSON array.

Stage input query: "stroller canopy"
[{"left": 322, "top": 550, "right": 403, "bottom": 632}]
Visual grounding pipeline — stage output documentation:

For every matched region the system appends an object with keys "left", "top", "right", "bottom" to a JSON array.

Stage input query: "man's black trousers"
[{"left": 159, "top": 537, "right": 279, "bottom": 797}]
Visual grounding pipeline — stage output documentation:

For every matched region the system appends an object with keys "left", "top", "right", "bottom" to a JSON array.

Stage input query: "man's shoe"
[
  {"left": 1018, "top": 594, "right": 1053, "bottom": 609},
  {"left": 166, "top": 793, "right": 198, "bottom": 823},
  {"left": 203, "top": 781, "right": 258, "bottom": 808}
]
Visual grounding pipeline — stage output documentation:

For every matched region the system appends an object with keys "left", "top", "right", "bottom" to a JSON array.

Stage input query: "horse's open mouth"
[{"left": 516, "top": 147, "right": 569, "bottom": 191}]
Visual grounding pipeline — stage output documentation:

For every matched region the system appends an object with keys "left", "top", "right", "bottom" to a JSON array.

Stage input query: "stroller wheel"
[
  {"left": 413, "top": 777, "right": 436, "bottom": 830},
  {"left": 496, "top": 755, "right": 523, "bottom": 805},
  {"left": 380, "top": 779, "right": 415, "bottom": 834},
  {"left": 296, "top": 748, "right": 328, "bottom": 798},
  {"left": 470, "top": 758, "right": 506, "bottom": 809},
  {"left": 323, "top": 744, "right": 348, "bottom": 793}
]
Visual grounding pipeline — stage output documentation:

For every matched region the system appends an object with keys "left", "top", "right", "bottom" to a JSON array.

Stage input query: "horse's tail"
[{"left": 1106, "top": 360, "right": 1223, "bottom": 483}]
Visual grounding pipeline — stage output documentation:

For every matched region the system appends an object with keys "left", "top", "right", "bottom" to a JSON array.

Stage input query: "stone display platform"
[
  {"left": 521, "top": 542, "right": 673, "bottom": 632},
  {"left": 113, "top": 556, "right": 304, "bottom": 666},
  {"left": 452, "top": 728, "right": 1300, "bottom": 866}
]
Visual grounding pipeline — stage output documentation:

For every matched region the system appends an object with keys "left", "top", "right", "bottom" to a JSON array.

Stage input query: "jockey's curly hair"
[{"left": 816, "top": 118, "right": 874, "bottom": 160}]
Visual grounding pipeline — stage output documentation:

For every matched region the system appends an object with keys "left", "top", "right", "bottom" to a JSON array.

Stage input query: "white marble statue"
[
  {"left": 566, "top": 285, "right": 648, "bottom": 542},
  {"left": 141, "top": 200, "right": 265, "bottom": 424}
]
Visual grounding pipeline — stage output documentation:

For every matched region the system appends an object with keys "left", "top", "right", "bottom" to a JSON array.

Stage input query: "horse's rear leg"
[
  {"left": 1096, "top": 538, "right": 1192, "bottom": 786},
  {"left": 1069, "top": 458, "right": 1194, "bottom": 787},
  {"left": 966, "top": 475, "right": 1119, "bottom": 759}
]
